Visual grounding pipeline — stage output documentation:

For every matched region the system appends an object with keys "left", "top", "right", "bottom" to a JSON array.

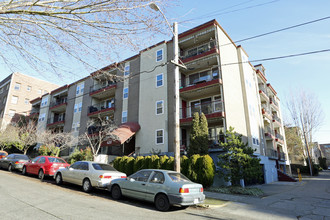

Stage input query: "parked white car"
[{"left": 54, "top": 161, "right": 126, "bottom": 192}]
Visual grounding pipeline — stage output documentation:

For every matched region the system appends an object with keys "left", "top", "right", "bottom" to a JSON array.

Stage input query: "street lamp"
[{"left": 149, "top": 3, "right": 181, "bottom": 172}]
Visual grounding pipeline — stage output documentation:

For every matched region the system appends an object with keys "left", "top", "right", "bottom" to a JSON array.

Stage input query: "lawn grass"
[
  {"left": 207, "top": 186, "right": 264, "bottom": 197},
  {"left": 203, "top": 198, "right": 227, "bottom": 206}
]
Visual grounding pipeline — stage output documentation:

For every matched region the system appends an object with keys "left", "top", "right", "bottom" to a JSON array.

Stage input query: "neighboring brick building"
[{"left": 0, "top": 72, "right": 59, "bottom": 130}]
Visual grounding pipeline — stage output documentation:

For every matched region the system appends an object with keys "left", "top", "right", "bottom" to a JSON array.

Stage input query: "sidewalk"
[{"left": 204, "top": 180, "right": 306, "bottom": 203}]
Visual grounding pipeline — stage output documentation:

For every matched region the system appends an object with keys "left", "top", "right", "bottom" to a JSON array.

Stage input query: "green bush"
[
  {"left": 180, "top": 155, "right": 189, "bottom": 177},
  {"left": 151, "top": 155, "right": 160, "bottom": 169},
  {"left": 112, "top": 156, "right": 122, "bottom": 170},
  {"left": 188, "top": 154, "right": 200, "bottom": 182},
  {"left": 165, "top": 156, "right": 174, "bottom": 170},
  {"left": 68, "top": 147, "right": 93, "bottom": 164},
  {"left": 125, "top": 157, "right": 135, "bottom": 176},
  {"left": 159, "top": 155, "right": 169, "bottom": 169},
  {"left": 196, "top": 155, "right": 215, "bottom": 188},
  {"left": 133, "top": 156, "right": 144, "bottom": 172},
  {"left": 318, "top": 157, "right": 327, "bottom": 170}
]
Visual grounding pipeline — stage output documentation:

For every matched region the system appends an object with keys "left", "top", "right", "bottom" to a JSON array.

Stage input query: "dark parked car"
[{"left": 0, "top": 154, "right": 30, "bottom": 172}]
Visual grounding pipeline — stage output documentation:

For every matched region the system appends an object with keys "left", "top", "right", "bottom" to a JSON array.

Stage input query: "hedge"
[{"left": 113, "top": 154, "right": 215, "bottom": 187}]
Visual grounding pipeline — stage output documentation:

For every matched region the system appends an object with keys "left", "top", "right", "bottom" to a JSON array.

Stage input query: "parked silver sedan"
[
  {"left": 54, "top": 161, "right": 126, "bottom": 192},
  {"left": 108, "top": 169, "right": 205, "bottom": 211},
  {"left": 0, "top": 154, "right": 30, "bottom": 172}
]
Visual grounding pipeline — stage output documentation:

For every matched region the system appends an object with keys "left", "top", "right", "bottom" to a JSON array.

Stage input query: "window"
[
  {"left": 27, "top": 86, "right": 31, "bottom": 92},
  {"left": 76, "top": 86, "right": 80, "bottom": 95},
  {"left": 32, "top": 157, "right": 40, "bottom": 163},
  {"left": 74, "top": 104, "right": 78, "bottom": 113},
  {"left": 124, "top": 65, "right": 130, "bottom": 76},
  {"left": 150, "top": 172, "right": 165, "bottom": 184},
  {"left": 156, "top": 49, "right": 163, "bottom": 62},
  {"left": 78, "top": 102, "right": 82, "bottom": 112},
  {"left": 25, "top": 98, "right": 29, "bottom": 105},
  {"left": 14, "top": 83, "right": 21, "bottom": 90},
  {"left": 129, "top": 170, "right": 152, "bottom": 182},
  {"left": 76, "top": 82, "right": 84, "bottom": 95},
  {"left": 123, "top": 87, "right": 128, "bottom": 99},
  {"left": 41, "top": 97, "right": 48, "bottom": 107},
  {"left": 122, "top": 111, "right": 127, "bottom": 123},
  {"left": 156, "top": 100, "right": 164, "bottom": 115},
  {"left": 37, "top": 89, "right": 42, "bottom": 94},
  {"left": 80, "top": 84, "right": 84, "bottom": 94},
  {"left": 156, "top": 129, "right": 164, "bottom": 144},
  {"left": 8, "top": 110, "right": 16, "bottom": 117},
  {"left": 156, "top": 73, "right": 163, "bottom": 87},
  {"left": 38, "top": 157, "right": 46, "bottom": 164},
  {"left": 38, "top": 113, "right": 46, "bottom": 122},
  {"left": 11, "top": 96, "right": 18, "bottom": 104}
]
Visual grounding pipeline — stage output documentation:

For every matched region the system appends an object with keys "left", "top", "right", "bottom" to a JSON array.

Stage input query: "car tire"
[
  {"left": 8, "top": 164, "right": 12, "bottom": 172},
  {"left": 22, "top": 166, "right": 27, "bottom": 175},
  {"left": 38, "top": 169, "right": 45, "bottom": 181},
  {"left": 111, "top": 185, "right": 122, "bottom": 200},
  {"left": 82, "top": 178, "right": 92, "bottom": 193},
  {"left": 55, "top": 173, "right": 63, "bottom": 185},
  {"left": 155, "top": 194, "right": 170, "bottom": 211}
]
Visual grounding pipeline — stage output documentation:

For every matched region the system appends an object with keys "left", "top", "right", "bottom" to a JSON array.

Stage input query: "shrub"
[
  {"left": 159, "top": 155, "right": 169, "bottom": 169},
  {"left": 144, "top": 156, "right": 152, "bottom": 169},
  {"left": 151, "top": 155, "right": 160, "bottom": 169},
  {"left": 112, "top": 157, "right": 122, "bottom": 170},
  {"left": 68, "top": 147, "right": 94, "bottom": 164},
  {"left": 188, "top": 154, "right": 200, "bottom": 182},
  {"left": 180, "top": 155, "right": 189, "bottom": 177},
  {"left": 196, "top": 155, "right": 215, "bottom": 187},
  {"left": 125, "top": 157, "right": 135, "bottom": 176},
  {"left": 133, "top": 156, "right": 144, "bottom": 172},
  {"left": 165, "top": 156, "right": 174, "bottom": 170}
]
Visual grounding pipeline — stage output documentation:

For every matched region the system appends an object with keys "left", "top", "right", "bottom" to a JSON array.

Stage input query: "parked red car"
[{"left": 22, "top": 156, "right": 70, "bottom": 180}]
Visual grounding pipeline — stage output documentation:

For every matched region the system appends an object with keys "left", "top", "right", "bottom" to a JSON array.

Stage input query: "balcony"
[
  {"left": 47, "top": 115, "right": 65, "bottom": 127},
  {"left": 264, "top": 126, "right": 275, "bottom": 140},
  {"left": 270, "top": 98, "right": 279, "bottom": 111},
  {"left": 261, "top": 105, "right": 272, "bottom": 121},
  {"left": 89, "top": 81, "right": 116, "bottom": 99},
  {"left": 279, "top": 152, "right": 286, "bottom": 161},
  {"left": 180, "top": 41, "right": 218, "bottom": 64},
  {"left": 180, "top": 78, "right": 222, "bottom": 99},
  {"left": 50, "top": 98, "right": 67, "bottom": 113},
  {"left": 267, "top": 149, "right": 278, "bottom": 160},
  {"left": 275, "top": 133, "right": 284, "bottom": 145},
  {"left": 259, "top": 86, "right": 269, "bottom": 102},
  {"left": 88, "top": 102, "right": 115, "bottom": 118},
  {"left": 180, "top": 100, "right": 225, "bottom": 125},
  {"left": 272, "top": 115, "right": 282, "bottom": 128}
]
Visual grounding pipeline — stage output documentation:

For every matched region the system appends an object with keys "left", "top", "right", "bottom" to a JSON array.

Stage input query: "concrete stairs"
[{"left": 277, "top": 169, "right": 297, "bottom": 182}]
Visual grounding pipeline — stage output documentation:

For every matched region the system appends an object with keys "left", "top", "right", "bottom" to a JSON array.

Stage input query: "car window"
[
  {"left": 48, "top": 157, "right": 66, "bottom": 163},
  {"left": 80, "top": 162, "right": 89, "bottom": 171},
  {"left": 70, "top": 162, "right": 81, "bottom": 169},
  {"left": 38, "top": 157, "right": 46, "bottom": 163},
  {"left": 129, "top": 170, "right": 152, "bottom": 182},
  {"left": 6, "top": 155, "right": 14, "bottom": 159},
  {"left": 14, "top": 155, "right": 29, "bottom": 160},
  {"left": 92, "top": 163, "right": 117, "bottom": 171},
  {"left": 32, "top": 157, "right": 40, "bottom": 163},
  {"left": 150, "top": 172, "right": 165, "bottom": 184},
  {"left": 168, "top": 172, "right": 191, "bottom": 182}
]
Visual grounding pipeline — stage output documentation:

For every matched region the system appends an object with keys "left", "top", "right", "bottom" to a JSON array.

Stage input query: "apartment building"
[
  {"left": 0, "top": 72, "right": 59, "bottom": 130},
  {"left": 30, "top": 19, "right": 290, "bottom": 183}
]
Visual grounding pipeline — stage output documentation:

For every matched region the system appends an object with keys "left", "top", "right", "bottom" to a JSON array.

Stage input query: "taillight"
[
  {"left": 179, "top": 188, "right": 189, "bottom": 193},
  {"left": 99, "top": 175, "right": 112, "bottom": 179},
  {"left": 15, "top": 161, "right": 24, "bottom": 164},
  {"left": 121, "top": 176, "right": 127, "bottom": 179},
  {"left": 200, "top": 188, "right": 203, "bottom": 192}
]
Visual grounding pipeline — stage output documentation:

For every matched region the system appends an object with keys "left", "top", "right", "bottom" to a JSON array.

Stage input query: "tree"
[
  {"left": 14, "top": 118, "right": 38, "bottom": 154},
  {"left": 0, "top": 0, "right": 170, "bottom": 77},
  {"left": 218, "top": 127, "right": 263, "bottom": 187},
  {"left": 80, "top": 116, "right": 118, "bottom": 160},
  {"left": 37, "top": 130, "right": 76, "bottom": 156},
  {"left": 285, "top": 89, "right": 325, "bottom": 175},
  {"left": 284, "top": 126, "right": 305, "bottom": 164},
  {"left": 0, "top": 124, "right": 18, "bottom": 151},
  {"left": 188, "top": 112, "right": 209, "bottom": 156}
]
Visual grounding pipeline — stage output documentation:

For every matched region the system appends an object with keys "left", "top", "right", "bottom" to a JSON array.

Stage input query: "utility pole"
[{"left": 173, "top": 22, "right": 180, "bottom": 172}]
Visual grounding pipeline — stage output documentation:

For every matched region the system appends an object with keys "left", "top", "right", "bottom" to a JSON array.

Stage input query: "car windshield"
[
  {"left": 168, "top": 172, "right": 191, "bottom": 182},
  {"left": 48, "top": 157, "right": 66, "bottom": 163},
  {"left": 15, "top": 155, "right": 29, "bottom": 160},
  {"left": 92, "top": 163, "right": 117, "bottom": 171}
]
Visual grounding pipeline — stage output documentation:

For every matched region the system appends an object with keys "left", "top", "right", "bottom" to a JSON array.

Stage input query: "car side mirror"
[
  {"left": 129, "top": 178, "right": 135, "bottom": 182},
  {"left": 69, "top": 167, "right": 74, "bottom": 170}
]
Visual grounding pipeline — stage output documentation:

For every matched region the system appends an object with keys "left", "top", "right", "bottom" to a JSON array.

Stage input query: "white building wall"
[
  {"left": 136, "top": 44, "right": 168, "bottom": 154},
  {"left": 37, "top": 94, "right": 51, "bottom": 132},
  {"left": 216, "top": 26, "right": 248, "bottom": 137}
]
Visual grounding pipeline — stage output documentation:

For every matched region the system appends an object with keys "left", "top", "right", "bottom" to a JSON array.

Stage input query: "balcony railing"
[
  {"left": 262, "top": 105, "right": 272, "bottom": 116},
  {"left": 180, "top": 69, "right": 221, "bottom": 89},
  {"left": 47, "top": 115, "right": 65, "bottom": 125},
  {"left": 259, "top": 86, "right": 268, "bottom": 95},
  {"left": 279, "top": 152, "right": 286, "bottom": 161},
  {"left": 275, "top": 133, "right": 284, "bottom": 141},
  {"left": 88, "top": 102, "right": 115, "bottom": 114},
  {"left": 180, "top": 100, "right": 223, "bottom": 119},
  {"left": 270, "top": 98, "right": 279, "bottom": 108},
  {"left": 50, "top": 98, "right": 67, "bottom": 108},
  {"left": 273, "top": 115, "right": 281, "bottom": 124},
  {"left": 267, "top": 149, "right": 278, "bottom": 159},
  {"left": 90, "top": 81, "right": 117, "bottom": 94},
  {"left": 180, "top": 41, "right": 216, "bottom": 60}
]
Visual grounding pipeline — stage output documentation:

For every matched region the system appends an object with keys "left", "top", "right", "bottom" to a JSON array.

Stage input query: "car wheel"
[
  {"left": 38, "top": 169, "right": 45, "bottom": 181},
  {"left": 55, "top": 173, "right": 63, "bottom": 185},
  {"left": 8, "top": 164, "right": 12, "bottom": 172},
  {"left": 22, "top": 166, "right": 27, "bottom": 175},
  {"left": 111, "top": 185, "right": 122, "bottom": 200},
  {"left": 82, "top": 179, "right": 92, "bottom": 192},
  {"left": 155, "top": 194, "right": 170, "bottom": 211}
]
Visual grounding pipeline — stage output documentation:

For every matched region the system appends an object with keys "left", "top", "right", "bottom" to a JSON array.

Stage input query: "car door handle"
[{"left": 141, "top": 183, "right": 146, "bottom": 186}]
